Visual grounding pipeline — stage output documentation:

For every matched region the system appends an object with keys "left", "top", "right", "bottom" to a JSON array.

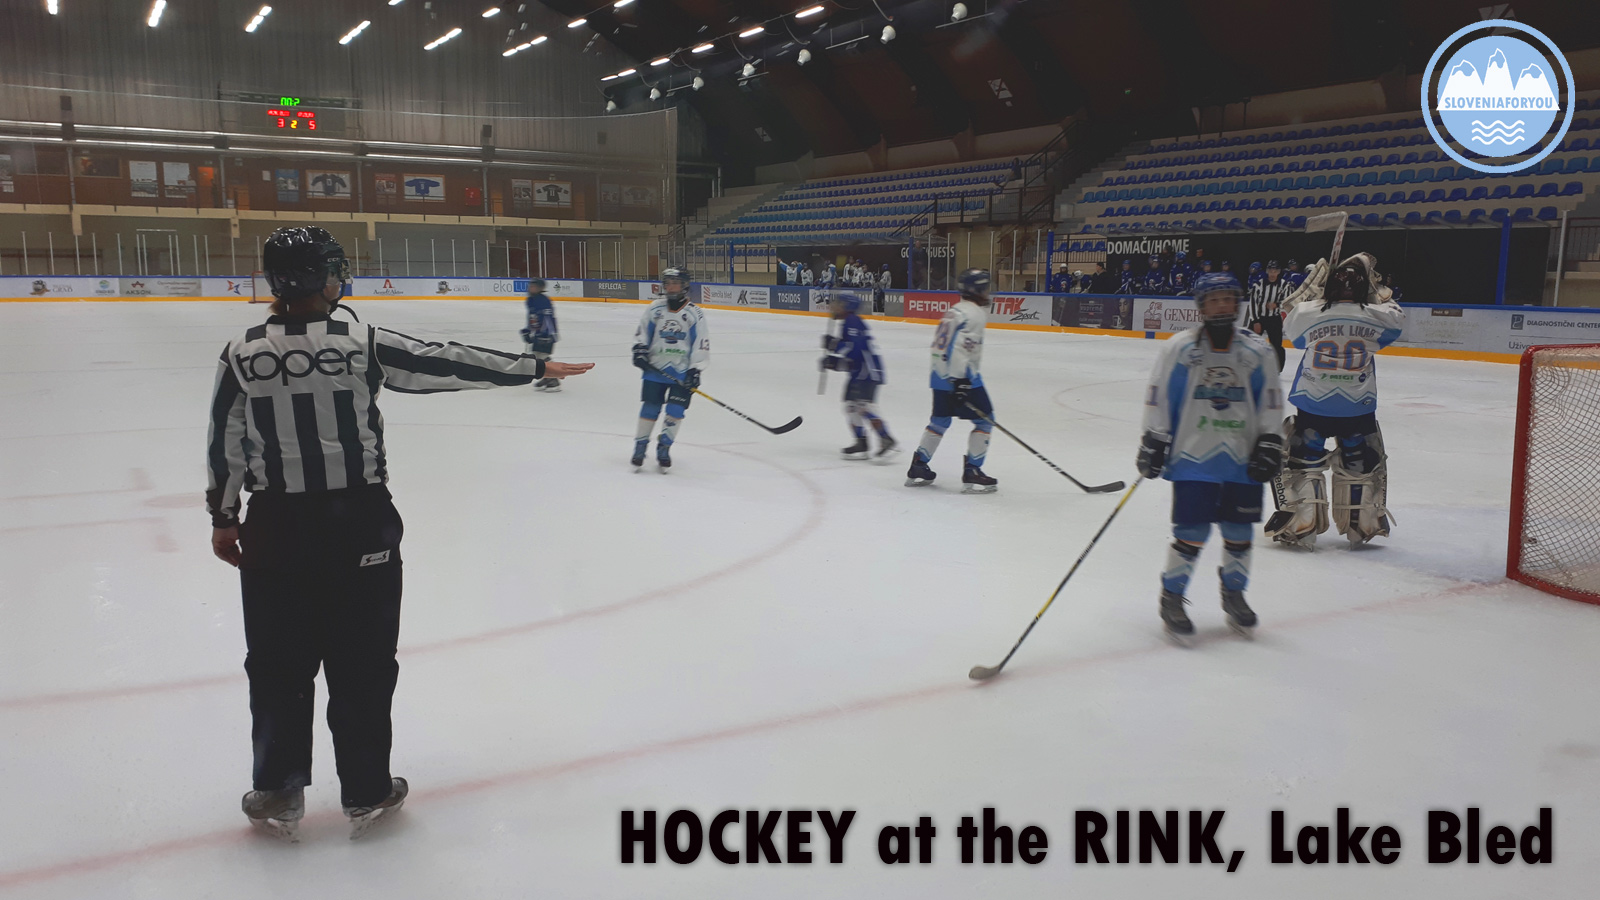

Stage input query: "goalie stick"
[
  {"left": 651, "top": 366, "right": 803, "bottom": 435},
  {"left": 969, "top": 477, "right": 1144, "bottom": 680},
  {"left": 962, "top": 401, "right": 1126, "bottom": 493}
]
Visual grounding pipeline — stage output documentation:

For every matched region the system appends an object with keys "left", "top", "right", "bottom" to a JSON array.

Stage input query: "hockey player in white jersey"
[
  {"left": 906, "top": 268, "right": 998, "bottom": 493},
  {"left": 631, "top": 267, "right": 709, "bottom": 470},
  {"left": 1138, "top": 272, "right": 1285, "bottom": 642},
  {"left": 1266, "top": 253, "right": 1405, "bottom": 548}
]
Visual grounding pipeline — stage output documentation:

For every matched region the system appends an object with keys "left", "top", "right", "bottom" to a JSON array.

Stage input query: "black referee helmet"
[{"left": 262, "top": 226, "right": 350, "bottom": 302}]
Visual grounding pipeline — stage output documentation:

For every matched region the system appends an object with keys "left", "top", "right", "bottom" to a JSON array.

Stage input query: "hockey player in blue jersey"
[
  {"left": 1118, "top": 258, "right": 1137, "bottom": 294},
  {"left": 520, "top": 278, "right": 562, "bottom": 392},
  {"left": 1141, "top": 254, "right": 1169, "bottom": 295},
  {"left": 820, "top": 292, "right": 898, "bottom": 461},
  {"left": 1137, "top": 272, "right": 1285, "bottom": 642},
  {"left": 1284, "top": 259, "right": 1305, "bottom": 289},
  {"left": 906, "top": 268, "right": 998, "bottom": 493},
  {"left": 1247, "top": 261, "right": 1265, "bottom": 291},
  {"left": 630, "top": 267, "right": 709, "bottom": 471},
  {"left": 1266, "top": 253, "right": 1405, "bottom": 549}
]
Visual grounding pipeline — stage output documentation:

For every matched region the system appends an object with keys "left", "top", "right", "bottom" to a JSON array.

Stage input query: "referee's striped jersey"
[
  {"left": 206, "top": 314, "right": 545, "bottom": 527},
  {"left": 1246, "top": 277, "right": 1293, "bottom": 323}
]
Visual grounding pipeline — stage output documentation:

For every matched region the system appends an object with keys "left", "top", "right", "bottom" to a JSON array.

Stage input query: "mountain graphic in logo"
[{"left": 1431, "top": 33, "right": 1565, "bottom": 161}]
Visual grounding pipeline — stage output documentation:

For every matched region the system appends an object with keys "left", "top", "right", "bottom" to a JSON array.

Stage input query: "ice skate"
[
  {"left": 840, "top": 437, "right": 870, "bottom": 460},
  {"left": 872, "top": 435, "right": 900, "bottom": 464},
  {"left": 535, "top": 377, "right": 562, "bottom": 392},
  {"left": 961, "top": 458, "right": 998, "bottom": 494},
  {"left": 1160, "top": 589, "right": 1195, "bottom": 645},
  {"left": 346, "top": 777, "right": 409, "bottom": 840},
  {"left": 630, "top": 439, "right": 648, "bottom": 469},
  {"left": 905, "top": 459, "right": 936, "bottom": 487},
  {"left": 656, "top": 440, "right": 672, "bottom": 472},
  {"left": 242, "top": 787, "right": 304, "bottom": 843},
  {"left": 1220, "top": 581, "right": 1257, "bottom": 638}
]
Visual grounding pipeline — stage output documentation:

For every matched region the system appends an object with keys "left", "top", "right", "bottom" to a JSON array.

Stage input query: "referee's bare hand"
[
  {"left": 543, "top": 361, "right": 595, "bottom": 379},
  {"left": 212, "top": 526, "right": 241, "bottom": 567}
]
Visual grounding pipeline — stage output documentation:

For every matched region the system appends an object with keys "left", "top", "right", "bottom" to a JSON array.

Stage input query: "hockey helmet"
[
  {"left": 957, "top": 268, "right": 992, "bottom": 303},
  {"left": 660, "top": 267, "right": 690, "bottom": 307},
  {"left": 831, "top": 292, "right": 863, "bottom": 315},
  {"left": 262, "top": 226, "right": 349, "bottom": 302}
]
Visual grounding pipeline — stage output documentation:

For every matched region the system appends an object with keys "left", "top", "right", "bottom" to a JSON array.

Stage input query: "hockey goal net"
[
  {"left": 1508, "top": 343, "right": 1600, "bottom": 604},
  {"left": 248, "top": 271, "right": 272, "bottom": 303}
]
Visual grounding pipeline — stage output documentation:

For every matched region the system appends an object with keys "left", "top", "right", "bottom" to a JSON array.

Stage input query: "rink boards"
[{"left": 4, "top": 274, "right": 1598, "bottom": 361}]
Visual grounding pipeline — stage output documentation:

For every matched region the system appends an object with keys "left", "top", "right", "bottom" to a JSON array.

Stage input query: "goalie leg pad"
[
  {"left": 1331, "top": 426, "right": 1392, "bottom": 544},
  {"left": 1266, "top": 416, "right": 1330, "bottom": 546}
]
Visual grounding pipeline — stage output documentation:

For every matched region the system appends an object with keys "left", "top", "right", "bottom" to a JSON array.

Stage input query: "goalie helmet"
[
  {"left": 1323, "top": 252, "right": 1387, "bottom": 306},
  {"left": 262, "top": 226, "right": 349, "bottom": 303}
]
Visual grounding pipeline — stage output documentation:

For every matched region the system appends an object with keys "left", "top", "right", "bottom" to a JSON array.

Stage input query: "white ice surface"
[{"left": 1, "top": 299, "right": 1597, "bottom": 898}]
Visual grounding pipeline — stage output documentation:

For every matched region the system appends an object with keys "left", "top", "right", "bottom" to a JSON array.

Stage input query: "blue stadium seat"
[
  {"left": 1443, "top": 209, "right": 1463, "bottom": 224},
  {"left": 1489, "top": 185, "right": 1512, "bottom": 200},
  {"left": 1427, "top": 189, "right": 1446, "bottom": 202},
  {"left": 1539, "top": 206, "right": 1559, "bottom": 220},
  {"left": 1563, "top": 181, "right": 1584, "bottom": 194}
]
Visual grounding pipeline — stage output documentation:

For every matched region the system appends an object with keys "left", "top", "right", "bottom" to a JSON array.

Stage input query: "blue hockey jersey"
[
  {"left": 828, "top": 312, "right": 885, "bottom": 385},
  {"left": 525, "top": 291, "right": 558, "bottom": 339},
  {"left": 1143, "top": 327, "right": 1282, "bottom": 484}
]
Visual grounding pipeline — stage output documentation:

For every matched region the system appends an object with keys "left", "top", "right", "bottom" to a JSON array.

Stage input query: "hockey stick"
[
  {"left": 963, "top": 401, "right": 1126, "bottom": 493},
  {"left": 969, "top": 477, "right": 1144, "bottom": 681},
  {"left": 817, "top": 318, "right": 835, "bottom": 395},
  {"left": 651, "top": 366, "right": 803, "bottom": 435}
]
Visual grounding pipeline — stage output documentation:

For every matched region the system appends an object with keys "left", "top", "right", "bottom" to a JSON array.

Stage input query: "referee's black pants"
[
  {"left": 1254, "top": 314, "right": 1286, "bottom": 371},
  {"left": 238, "top": 485, "right": 403, "bottom": 809}
]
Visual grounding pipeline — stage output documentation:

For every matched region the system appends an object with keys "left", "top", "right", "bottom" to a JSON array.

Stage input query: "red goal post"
[
  {"left": 248, "top": 271, "right": 272, "bottom": 303},
  {"left": 1507, "top": 343, "right": 1600, "bottom": 605}
]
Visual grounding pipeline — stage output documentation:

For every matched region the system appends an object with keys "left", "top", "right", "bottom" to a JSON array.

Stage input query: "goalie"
[{"left": 1266, "top": 253, "right": 1405, "bottom": 549}]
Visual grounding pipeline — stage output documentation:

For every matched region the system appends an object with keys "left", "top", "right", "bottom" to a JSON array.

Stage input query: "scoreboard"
[
  {"left": 267, "top": 107, "right": 318, "bottom": 132},
  {"left": 223, "top": 92, "right": 352, "bottom": 138}
]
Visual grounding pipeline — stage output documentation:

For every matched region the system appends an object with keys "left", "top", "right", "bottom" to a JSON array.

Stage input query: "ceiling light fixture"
[
  {"left": 649, "top": 56, "right": 670, "bottom": 66},
  {"left": 739, "top": 26, "right": 764, "bottom": 38},
  {"left": 424, "top": 27, "right": 462, "bottom": 50},
  {"left": 741, "top": 62, "right": 756, "bottom": 77},
  {"left": 46, "top": 0, "right": 59, "bottom": 14},
  {"left": 692, "top": 41, "right": 714, "bottom": 53},
  {"left": 529, "top": 34, "right": 547, "bottom": 44},
  {"left": 601, "top": 74, "right": 618, "bottom": 81},
  {"left": 649, "top": 87, "right": 661, "bottom": 100},
  {"left": 880, "top": 25, "right": 894, "bottom": 43},
  {"left": 617, "top": 67, "right": 637, "bottom": 76},
  {"left": 146, "top": 0, "right": 165, "bottom": 27},
  {"left": 245, "top": 5, "right": 272, "bottom": 33},
  {"left": 613, "top": 0, "right": 634, "bottom": 7},
  {"left": 482, "top": 7, "right": 500, "bottom": 17},
  {"left": 797, "top": 48, "right": 811, "bottom": 64},
  {"left": 567, "top": 17, "right": 586, "bottom": 28},
  {"left": 950, "top": 3, "right": 967, "bottom": 21},
  {"left": 338, "top": 19, "right": 371, "bottom": 44},
  {"left": 606, "top": 100, "right": 617, "bottom": 111},
  {"left": 795, "top": 5, "right": 824, "bottom": 19},
  {"left": 692, "top": 76, "right": 704, "bottom": 90},
  {"left": 388, "top": 0, "right": 403, "bottom": 6}
]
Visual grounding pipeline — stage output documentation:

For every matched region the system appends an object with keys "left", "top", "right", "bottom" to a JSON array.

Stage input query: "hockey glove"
[
  {"left": 683, "top": 368, "right": 701, "bottom": 390},
  {"left": 821, "top": 334, "right": 839, "bottom": 351},
  {"left": 520, "top": 327, "right": 533, "bottom": 344},
  {"left": 1136, "top": 431, "right": 1170, "bottom": 480},
  {"left": 819, "top": 355, "right": 843, "bottom": 372},
  {"left": 1247, "top": 433, "right": 1287, "bottom": 483},
  {"left": 949, "top": 377, "right": 974, "bottom": 406},
  {"left": 631, "top": 344, "right": 651, "bottom": 370}
]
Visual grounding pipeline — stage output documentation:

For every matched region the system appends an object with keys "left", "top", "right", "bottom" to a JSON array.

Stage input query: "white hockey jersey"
[
  {"left": 633, "top": 299, "right": 710, "bottom": 384},
  {"left": 1284, "top": 298, "right": 1404, "bottom": 418},
  {"left": 1142, "top": 326, "right": 1282, "bottom": 484},
  {"left": 930, "top": 298, "right": 988, "bottom": 389}
]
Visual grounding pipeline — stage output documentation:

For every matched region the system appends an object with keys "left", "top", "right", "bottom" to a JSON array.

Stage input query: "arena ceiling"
[{"left": 538, "top": 0, "right": 1600, "bottom": 171}]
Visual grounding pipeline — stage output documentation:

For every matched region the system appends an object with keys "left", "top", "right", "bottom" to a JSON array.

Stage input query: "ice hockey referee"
[{"left": 205, "top": 226, "right": 594, "bottom": 841}]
